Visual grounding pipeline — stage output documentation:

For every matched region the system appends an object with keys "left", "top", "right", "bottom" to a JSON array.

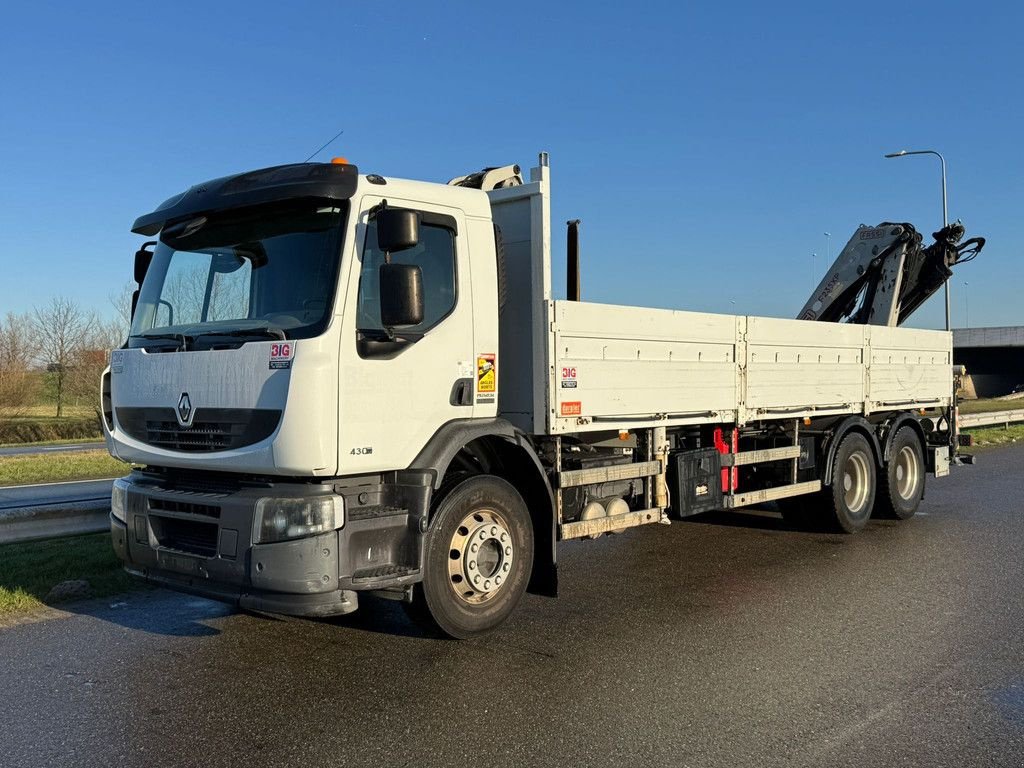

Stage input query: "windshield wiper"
[
  {"left": 194, "top": 327, "right": 286, "bottom": 342},
  {"left": 130, "top": 332, "right": 194, "bottom": 350}
]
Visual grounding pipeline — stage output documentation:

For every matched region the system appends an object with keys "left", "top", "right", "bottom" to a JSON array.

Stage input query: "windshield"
[{"left": 129, "top": 200, "right": 347, "bottom": 349}]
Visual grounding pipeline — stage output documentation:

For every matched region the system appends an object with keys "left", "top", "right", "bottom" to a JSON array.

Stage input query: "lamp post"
[
  {"left": 963, "top": 281, "right": 969, "bottom": 328},
  {"left": 811, "top": 252, "right": 817, "bottom": 293},
  {"left": 884, "top": 148, "right": 950, "bottom": 330},
  {"left": 824, "top": 231, "right": 831, "bottom": 266}
]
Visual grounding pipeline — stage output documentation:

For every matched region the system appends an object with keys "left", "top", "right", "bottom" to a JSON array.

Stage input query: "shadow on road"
[
  {"left": 681, "top": 506, "right": 802, "bottom": 532},
  {"left": 54, "top": 590, "right": 231, "bottom": 638}
]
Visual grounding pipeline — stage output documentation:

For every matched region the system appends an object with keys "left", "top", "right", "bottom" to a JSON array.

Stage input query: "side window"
[{"left": 357, "top": 217, "right": 457, "bottom": 334}]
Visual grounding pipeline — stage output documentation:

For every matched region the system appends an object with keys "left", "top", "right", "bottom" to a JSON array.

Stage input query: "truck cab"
[{"left": 106, "top": 158, "right": 554, "bottom": 633}]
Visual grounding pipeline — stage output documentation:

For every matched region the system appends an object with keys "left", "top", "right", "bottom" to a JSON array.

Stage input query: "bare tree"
[
  {"left": 67, "top": 314, "right": 125, "bottom": 415},
  {"left": 0, "top": 312, "right": 39, "bottom": 413},
  {"left": 32, "top": 297, "right": 88, "bottom": 417},
  {"left": 108, "top": 280, "right": 135, "bottom": 342}
]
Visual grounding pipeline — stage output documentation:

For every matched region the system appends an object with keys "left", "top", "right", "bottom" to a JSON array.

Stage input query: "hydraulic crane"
[{"left": 798, "top": 222, "right": 984, "bottom": 326}]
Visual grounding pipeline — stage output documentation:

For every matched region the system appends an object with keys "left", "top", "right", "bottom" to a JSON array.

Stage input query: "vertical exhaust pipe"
[{"left": 567, "top": 219, "right": 581, "bottom": 301}]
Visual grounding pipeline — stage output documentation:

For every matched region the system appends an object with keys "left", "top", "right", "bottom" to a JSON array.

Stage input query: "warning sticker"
[
  {"left": 476, "top": 354, "right": 496, "bottom": 403},
  {"left": 561, "top": 401, "right": 582, "bottom": 416},
  {"left": 560, "top": 366, "right": 577, "bottom": 389},
  {"left": 270, "top": 342, "right": 294, "bottom": 370}
]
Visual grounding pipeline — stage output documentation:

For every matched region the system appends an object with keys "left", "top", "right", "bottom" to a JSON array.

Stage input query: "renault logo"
[{"left": 177, "top": 392, "right": 194, "bottom": 427}]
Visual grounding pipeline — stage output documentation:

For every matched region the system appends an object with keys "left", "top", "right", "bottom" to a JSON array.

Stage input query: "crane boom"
[{"left": 798, "top": 222, "right": 984, "bottom": 326}]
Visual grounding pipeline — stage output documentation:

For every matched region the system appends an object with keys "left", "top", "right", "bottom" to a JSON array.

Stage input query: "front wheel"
[{"left": 405, "top": 475, "right": 534, "bottom": 639}]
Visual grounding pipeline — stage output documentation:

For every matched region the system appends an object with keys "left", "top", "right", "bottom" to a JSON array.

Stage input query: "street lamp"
[
  {"left": 811, "top": 252, "right": 817, "bottom": 293},
  {"left": 963, "top": 281, "right": 969, "bottom": 328},
  {"left": 824, "top": 232, "right": 831, "bottom": 265},
  {"left": 884, "top": 148, "right": 950, "bottom": 330}
]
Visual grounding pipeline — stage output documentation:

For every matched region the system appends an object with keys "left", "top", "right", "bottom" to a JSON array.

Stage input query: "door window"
[{"left": 357, "top": 217, "right": 457, "bottom": 335}]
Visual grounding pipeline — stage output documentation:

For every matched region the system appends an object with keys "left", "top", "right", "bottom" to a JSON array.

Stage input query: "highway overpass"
[{"left": 954, "top": 326, "right": 1024, "bottom": 397}]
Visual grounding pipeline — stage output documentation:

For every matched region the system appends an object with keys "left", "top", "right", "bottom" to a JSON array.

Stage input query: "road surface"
[
  {"left": 0, "top": 441, "right": 104, "bottom": 457},
  {"left": 1, "top": 445, "right": 1022, "bottom": 767}
]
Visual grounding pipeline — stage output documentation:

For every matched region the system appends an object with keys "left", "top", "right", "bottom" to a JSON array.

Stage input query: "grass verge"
[
  {"left": 963, "top": 424, "right": 1024, "bottom": 449},
  {"left": 0, "top": 532, "right": 138, "bottom": 616},
  {"left": 0, "top": 450, "right": 126, "bottom": 487},
  {"left": 0, "top": 437, "right": 105, "bottom": 449},
  {"left": 959, "top": 397, "right": 1024, "bottom": 415}
]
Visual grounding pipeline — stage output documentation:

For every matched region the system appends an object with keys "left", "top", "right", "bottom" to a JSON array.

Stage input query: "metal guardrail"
[
  {"left": 959, "top": 408, "right": 1024, "bottom": 429},
  {"left": 0, "top": 506, "right": 109, "bottom": 544}
]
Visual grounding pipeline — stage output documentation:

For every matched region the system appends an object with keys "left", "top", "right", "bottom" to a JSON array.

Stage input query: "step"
[
  {"left": 347, "top": 505, "right": 408, "bottom": 522},
  {"left": 351, "top": 564, "right": 420, "bottom": 586}
]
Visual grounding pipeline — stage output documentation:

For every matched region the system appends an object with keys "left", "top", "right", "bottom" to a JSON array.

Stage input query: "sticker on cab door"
[
  {"left": 476, "top": 354, "right": 496, "bottom": 403},
  {"left": 269, "top": 342, "right": 294, "bottom": 370}
]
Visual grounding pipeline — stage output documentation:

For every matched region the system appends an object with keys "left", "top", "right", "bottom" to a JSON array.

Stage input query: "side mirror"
[
  {"left": 376, "top": 208, "right": 419, "bottom": 253},
  {"left": 134, "top": 241, "right": 157, "bottom": 284},
  {"left": 379, "top": 263, "right": 424, "bottom": 328}
]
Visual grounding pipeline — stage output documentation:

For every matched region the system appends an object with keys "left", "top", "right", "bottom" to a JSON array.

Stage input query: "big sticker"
[{"left": 270, "top": 342, "right": 293, "bottom": 370}]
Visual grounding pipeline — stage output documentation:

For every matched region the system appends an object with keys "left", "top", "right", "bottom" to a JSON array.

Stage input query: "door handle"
[{"left": 450, "top": 377, "right": 474, "bottom": 406}]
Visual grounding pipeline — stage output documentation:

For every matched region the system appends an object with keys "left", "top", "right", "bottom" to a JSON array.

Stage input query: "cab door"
[{"left": 338, "top": 196, "right": 476, "bottom": 473}]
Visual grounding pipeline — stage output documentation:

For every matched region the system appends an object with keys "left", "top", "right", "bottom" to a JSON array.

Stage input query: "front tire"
[
  {"left": 405, "top": 475, "right": 533, "bottom": 639},
  {"left": 873, "top": 426, "right": 925, "bottom": 520}
]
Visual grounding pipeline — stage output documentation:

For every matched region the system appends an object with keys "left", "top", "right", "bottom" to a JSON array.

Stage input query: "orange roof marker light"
[{"left": 330, "top": 157, "right": 349, "bottom": 165}]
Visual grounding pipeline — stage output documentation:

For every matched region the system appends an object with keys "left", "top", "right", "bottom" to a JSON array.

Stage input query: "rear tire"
[
  {"left": 873, "top": 426, "right": 925, "bottom": 520},
  {"left": 404, "top": 474, "right": 533, "bottom": 639},
  {"left": 819, "top": 432, "right": 877, "bottom": 533}
]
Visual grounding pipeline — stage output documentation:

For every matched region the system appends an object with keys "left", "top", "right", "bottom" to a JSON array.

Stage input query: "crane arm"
[{"left": 798, "top": 222, "right": 984, "bottom": 327}]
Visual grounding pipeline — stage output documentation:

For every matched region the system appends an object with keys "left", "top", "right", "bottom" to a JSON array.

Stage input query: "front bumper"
[
  {"left": 110, "top": 470, "right": 425, "bottom": 617},
  {"left": 111, "top": 513, "right": 357, "bottom": 617}
]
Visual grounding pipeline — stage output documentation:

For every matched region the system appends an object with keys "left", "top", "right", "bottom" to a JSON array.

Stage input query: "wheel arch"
[
  {"left": 877, "top": 412, "right": 927, "bottom": 463},
  {"left": 409, "top": 419, "right": 557, "bottom": 597},
  {"left": 822, "top": 416, "right": 884, "bottom": 486}
]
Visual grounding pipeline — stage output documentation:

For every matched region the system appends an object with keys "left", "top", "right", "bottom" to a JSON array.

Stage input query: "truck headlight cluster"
[
  {"left": 254, "top": 496, "right": 344, "bottom": 544},
  {"left": 111, "top": 478, "right": 130, "bottom": 523}
]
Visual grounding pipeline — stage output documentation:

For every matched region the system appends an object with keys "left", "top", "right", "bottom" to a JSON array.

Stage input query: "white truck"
[{"left": 103, "top": 153, "right": 977, "bottom": 638}]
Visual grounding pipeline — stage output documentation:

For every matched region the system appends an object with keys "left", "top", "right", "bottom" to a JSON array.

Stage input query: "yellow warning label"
[{"left": 477, "top": 354, "right": 496, "bottom": 393}]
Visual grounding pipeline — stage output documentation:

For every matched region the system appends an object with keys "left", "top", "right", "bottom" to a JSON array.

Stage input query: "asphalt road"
[
  {"left": 0, "top": 441, "right": 104, "bottom": 457},
  {"left": 2, "top": 446, "right": 1023, "bottom": 767},
  {"left": 0, "top": 478, "right": 114, "bottom": 513}
]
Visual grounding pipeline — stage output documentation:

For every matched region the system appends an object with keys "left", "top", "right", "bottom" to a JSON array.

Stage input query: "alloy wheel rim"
[
  {"left": 447, "top": 509, "right": 514, "bottom": 605},
  {"left": 842, "top": 451, "right": 870, "bottom": 514},
  {"left": 894, "top": 445, "right": 920, "bottom": 500}
]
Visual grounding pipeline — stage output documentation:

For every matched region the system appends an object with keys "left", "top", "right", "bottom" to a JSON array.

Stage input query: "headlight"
[
  {"left": 111, "top": 478, "right": 130, "bottom": 523},
  {"left": 254, "top": 496, "right": 344, "bottom": 544}
]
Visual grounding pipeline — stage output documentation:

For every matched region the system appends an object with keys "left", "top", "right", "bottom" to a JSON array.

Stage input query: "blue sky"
[{"left": 1, "top": 0, "right": 1020, "bottom": 329}]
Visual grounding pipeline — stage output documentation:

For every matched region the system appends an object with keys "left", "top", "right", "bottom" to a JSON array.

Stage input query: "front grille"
[
  {"left": 149, "top": 498, "right": 221, "bottom": 518},
  {"left": 117, "top": 407, "right": 281, "bottom": 452},
  {"left": 151, "top": 516, "right": 219, "bottom": 557}
]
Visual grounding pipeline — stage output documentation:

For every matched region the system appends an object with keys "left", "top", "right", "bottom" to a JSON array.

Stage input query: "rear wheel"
[
  {"left": 821, "top": 432, "right": 877, "bottom": 533},
  {"left": 404, "top": 474, "right": 533, "bottom": 639},
  {"left": 873, "top": 426, "right": 924, "bottom": 520}
]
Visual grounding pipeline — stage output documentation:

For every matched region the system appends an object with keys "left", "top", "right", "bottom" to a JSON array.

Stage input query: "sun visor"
[{"left": 132, "top": 162, "right": 359, "bottom": 236}]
